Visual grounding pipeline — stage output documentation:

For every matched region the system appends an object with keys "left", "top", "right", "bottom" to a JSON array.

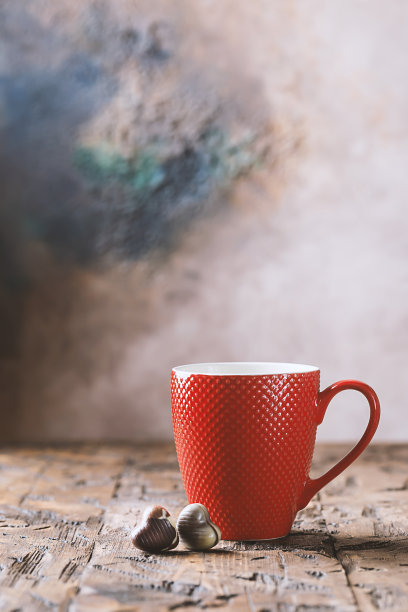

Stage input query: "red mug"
[{"left": 171, "top": 362, "right": 380, "bottom": 540}]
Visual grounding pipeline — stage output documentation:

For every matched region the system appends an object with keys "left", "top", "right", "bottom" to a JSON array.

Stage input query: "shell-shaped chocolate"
[
  {"left": 177, "top": 503, "right": 221, "bottom": 551},
  {"left": 131, "top": 505, "right": 179, "bottom": 553}
]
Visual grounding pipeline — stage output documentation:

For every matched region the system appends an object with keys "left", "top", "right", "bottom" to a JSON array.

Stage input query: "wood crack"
[
  {"left": 317, "top": 493, "right": 361, "bottom": 612},
  {"left": 8, "top": 547, "right": 47, "bottom": 587}
]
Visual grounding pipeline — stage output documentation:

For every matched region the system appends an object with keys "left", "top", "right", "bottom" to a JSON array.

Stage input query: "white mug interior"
[{"left": 172, "top": 362, "right": 319, "bottom": 377}]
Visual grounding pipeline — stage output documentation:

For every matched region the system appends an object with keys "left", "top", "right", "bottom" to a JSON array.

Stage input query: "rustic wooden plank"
[
  {"left": 0, "top": 444, "right": 126, "bottom": 611},
  {"left": 0, "top": 444, "right": 406, "bottom": 612},
  {"left": 318, "top": 444, "right": 408, "bottom": 612}
]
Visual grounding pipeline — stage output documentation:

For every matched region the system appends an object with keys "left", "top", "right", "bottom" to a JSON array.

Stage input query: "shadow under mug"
[{"left": 171, "top": 362, "right": 380, "bottom": 540}]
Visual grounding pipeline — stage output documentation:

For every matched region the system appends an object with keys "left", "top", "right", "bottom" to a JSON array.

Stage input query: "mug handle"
[{"left": 297, "top": 380, "right": 380, "bottom": 510}]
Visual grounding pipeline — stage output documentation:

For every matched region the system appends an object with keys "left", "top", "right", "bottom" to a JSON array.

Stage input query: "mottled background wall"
[{"left": 0, "top": 0, "right": 407, "bottom": 442}]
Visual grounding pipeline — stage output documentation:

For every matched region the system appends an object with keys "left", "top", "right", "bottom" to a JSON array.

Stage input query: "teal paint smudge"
[
  {"left": 200, "top": 127, "right": 261, "bottom": 183},
  {"left": 74, "top": 147, "right": 165, "bottom": 194},
  {"left": 74, "top": 127, "right": 262, "bottom": 198},
  {"left": 70, "top": 126, "right": 267, "bottom": 260},
  {"left": 74, "top": 147, "right": 128, "bottom": 181},
  {"left": 130, "top": 153, "right": 166, "bottom": 192}
]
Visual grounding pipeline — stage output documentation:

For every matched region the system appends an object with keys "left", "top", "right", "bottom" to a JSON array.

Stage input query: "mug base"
[{"left": 223, "top": 532, "right": 290, "bottom": 542}]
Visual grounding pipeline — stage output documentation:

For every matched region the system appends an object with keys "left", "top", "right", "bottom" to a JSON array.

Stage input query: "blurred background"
[{"left": 0, "top": 0, "right": 407, "bottom": 443}]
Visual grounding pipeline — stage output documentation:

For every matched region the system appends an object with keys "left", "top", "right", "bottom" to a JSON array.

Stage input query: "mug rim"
[{"left": 172, "top": 362, "right": 319, "bottom": 377}]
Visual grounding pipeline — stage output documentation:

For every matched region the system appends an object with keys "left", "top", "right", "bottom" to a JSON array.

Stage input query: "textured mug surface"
[{"left": 171, "top": 362, "right": 380, "bottom": 540}]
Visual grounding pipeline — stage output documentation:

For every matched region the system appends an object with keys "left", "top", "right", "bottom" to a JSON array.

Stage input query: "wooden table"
[{"left": 0, "top": 444, "right": 407, "bottom": 611}]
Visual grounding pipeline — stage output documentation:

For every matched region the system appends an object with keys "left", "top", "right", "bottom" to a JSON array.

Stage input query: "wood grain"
[{"left": 0, "top": 444, "right": 407, "bottom": 611}]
